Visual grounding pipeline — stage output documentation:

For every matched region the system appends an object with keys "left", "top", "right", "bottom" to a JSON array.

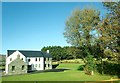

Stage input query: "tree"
[
  {"left": 66, "top": 46, "right": 81, "bottom": 59},
  {"left": 63, "top": 8, "right": 100, "bottom": 60},
  {"left": 63, "top": 8, "right": 101, "bottom": 74},
  {"left": 41, "top": 46, "right": 82, "bottom": 61},
  {"left": 41, "top": 46, "right": 63, "bottom": 61},
  {"left": 92, "top": 2, "right": 120, "bottom": 75},
  {"left": 97, "top": 2, "right": 120, "bottom": 62},
  {"left": 85, "top": 54, "right": 96, "bottom": 75}
]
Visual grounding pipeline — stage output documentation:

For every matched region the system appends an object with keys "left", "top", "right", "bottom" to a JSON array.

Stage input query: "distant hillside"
[{"left": 0, "top": 54, "right": 6, "bottom": 62}]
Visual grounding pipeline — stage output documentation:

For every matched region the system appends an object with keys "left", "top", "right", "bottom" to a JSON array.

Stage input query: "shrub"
[
  {"left": 85, "top": 55, "right": 96, "bottom": 75},
  {"left": 59, "top": 59, "right": 84, "bottom": 64},
  {"left": 96, "top": 61, "right": 120, "bottom": 77},
  {"left": 77, "top": 65, "right": 85, "bottom": 71}
]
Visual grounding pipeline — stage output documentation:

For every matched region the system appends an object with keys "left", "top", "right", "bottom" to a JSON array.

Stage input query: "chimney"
[{"left": 47, "top": 50, "right": 49, "bottom": 53}]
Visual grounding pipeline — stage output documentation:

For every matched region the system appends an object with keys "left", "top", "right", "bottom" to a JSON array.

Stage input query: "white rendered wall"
[
  {"left": 45, "top": 58, "right": 52, "bottom": 69},
  {"left": 26, "top": 57, "right": 44, "bottom": 70}
]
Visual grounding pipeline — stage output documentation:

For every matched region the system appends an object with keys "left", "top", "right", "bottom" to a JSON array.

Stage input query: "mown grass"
[{"left": 1, "top": 63, "right": 118, "bottom": 81}]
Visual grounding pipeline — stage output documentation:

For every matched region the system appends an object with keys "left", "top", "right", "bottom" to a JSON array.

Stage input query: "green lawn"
[{"left": 1, "top": 63, "right": 118, "bottom": 81}]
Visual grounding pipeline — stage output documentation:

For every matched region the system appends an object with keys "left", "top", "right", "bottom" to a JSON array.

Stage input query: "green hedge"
[
  {"left": 77, "top": 65, "right": 85, "bottom": 71},
  {"left": 58, "top": 59, "right": 84, "bottom": 64},
  {"left": 96, "top": 61, "right": 120, "bottom": 78}
]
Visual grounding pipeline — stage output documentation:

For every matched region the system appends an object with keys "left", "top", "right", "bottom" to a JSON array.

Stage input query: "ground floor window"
[
  {"left": 22, "top": 65, "right": 25, "bottom": 70},
  {"left": 48, "top": 64, "right": 50, "bottom": 68},
  {"left": 35, "top": 64, "right": 37, "bottom": 68},
  {"left": 12, "top": 66, "right": 15, "bottom": 71},
  {"left": 39, "top": 64, "right": 40, "bottom": 68},
  {"left": 28, "top": 65, "right": 32, "bottom": 70}
]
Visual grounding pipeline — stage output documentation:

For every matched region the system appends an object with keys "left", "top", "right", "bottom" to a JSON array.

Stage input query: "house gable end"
[{"left": 6, "top": 50, "right": 26, "bottom": 65}]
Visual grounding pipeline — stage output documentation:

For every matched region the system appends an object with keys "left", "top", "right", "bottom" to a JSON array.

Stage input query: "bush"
[
  {"left": 77, "top": 65, "right": 85, "bottom": 71},
  {"left": 85, "top": 55, "right": 96, "bottom": 71},
  {"left": 84, "top": 55, "right": 96, "bottom": 75},
  {"left": 59, "top": 59, "right": 84, "bottom": 64},
  {"left": 96, "top": 61, "right": 120, "bottom": 78},
  {"left": 0, "top": 65, "right": 5, "bottom": 71}
]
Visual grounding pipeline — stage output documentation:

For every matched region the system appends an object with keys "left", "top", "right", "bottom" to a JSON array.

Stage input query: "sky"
[{"left": 2, "top": 2, "right": 108, "bottom": 54}]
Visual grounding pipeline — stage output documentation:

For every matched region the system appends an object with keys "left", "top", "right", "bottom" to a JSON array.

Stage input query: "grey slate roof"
[{"left": 7, "top": 50, "right": 52, "bottom": 58}]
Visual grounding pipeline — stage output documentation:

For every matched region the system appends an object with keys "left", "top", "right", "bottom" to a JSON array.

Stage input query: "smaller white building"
[{"left": 5, "top": 50, "right": 52, "bottom": 75}]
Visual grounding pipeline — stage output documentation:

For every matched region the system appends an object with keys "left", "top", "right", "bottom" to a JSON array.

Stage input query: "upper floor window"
[
  {"left": 10, "top": 58, "right": 12, "bottom": 61},
  {"left": 35, "top": 58, "right": 37, "bottom": 61},
  {"left": 28, "top": 59, "right": 30, "bottom": 62},
  {"left": 17, "top": 54, "right": 20, "bottom": 58},
  {"left": 46, "top": 58, "right": 48, "bottom": 61},
  {"left": 49, "top": 58, "right": 52, "bottom": 61},
  {"left": 39, "top": 58, "right": 40, "bottom": 61},
  {"left": 44, "top": 58, "right": 46, "bottom": 61}
]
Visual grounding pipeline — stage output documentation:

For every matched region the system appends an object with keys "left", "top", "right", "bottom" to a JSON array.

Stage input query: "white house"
[{"left": 5, "top": 50, "right": 52, "bottom": 75}]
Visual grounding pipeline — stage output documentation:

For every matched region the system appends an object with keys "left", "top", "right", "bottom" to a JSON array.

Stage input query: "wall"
[
  {"left": 5, "top": 51, "right": 26, "bottom": 74},
  {"left": 45, "top": 58, "right": 52, "bottom": 70},
  {"left": 7, "top": 57, "right": 27, "bottom": 75},
  {"left": 26, "top": 57, "right": 44, "bottom": 70}
]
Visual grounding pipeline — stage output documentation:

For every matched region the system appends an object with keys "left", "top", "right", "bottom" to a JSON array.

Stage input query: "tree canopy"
[{"left": 63, "top": 8, "right": 100, "bottom": 47}]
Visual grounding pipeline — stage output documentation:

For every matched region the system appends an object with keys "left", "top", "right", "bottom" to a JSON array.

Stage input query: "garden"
[{"left": 1, "top": 59, "right": 120, "bottom": 82}]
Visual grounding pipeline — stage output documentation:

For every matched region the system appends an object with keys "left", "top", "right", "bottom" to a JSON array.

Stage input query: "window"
[
  {"left": 21, "top": 58, "right": 23, "bottom": 60},
  {"left": 44, "top": 58, "right": 46, "bottom": 61},
  {"left": 35, "top": 58, "right": 37, "bottom": 61},
  {"left": 49, "top": 58, "right": 51, "bottom": 61},
  {"left": 28, "top": 59, "right": 30, "bottom": 62},
  {"left": 10, "top": 58, "right": 12, "bottom": 61},
  {"left": 33, "top": 64, "right": 34, "bottom": 68},
  {"left": 12, "top": 66, "right": 15, "bottom": 71},
  {"left": 44, "top": 64, "right": 46, "bottom": 67},
  {"left": 39, "top": 58, "right": 40, "bottom": 61},
  {"left": 46, "top": 64, "right": 48, "bottom": 67},
  {"left": 22, "top": 65, "right": 25, "bottom": 70},
  {"left": 35, "top": 64, "right": 37, "bottom": 68},
  {"left": 17, "top": 54, "right": 20, "bottom": 58},
  {"left": 39, "top": 64, "right": 40, "bottom": 68},
  {"left": 48, "top": 64, "right": 50, "bottom": 67}
]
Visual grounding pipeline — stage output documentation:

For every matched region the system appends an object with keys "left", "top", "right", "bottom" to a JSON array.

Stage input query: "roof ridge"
[{"left": 7, "top": 50, "right": 52, "bottom": 58}]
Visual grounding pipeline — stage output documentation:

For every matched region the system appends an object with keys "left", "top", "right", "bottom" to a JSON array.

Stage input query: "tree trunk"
[{"left": 91, "top": 71, "right": 94, "bottom": 75}]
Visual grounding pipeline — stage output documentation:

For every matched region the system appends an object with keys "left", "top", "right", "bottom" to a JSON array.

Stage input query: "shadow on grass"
[
  {"left": 28, "top": 68, "right": 70, "bottom": 74},
  {"left": 2, "top": 68, "right": 71, "bottom": 77}
]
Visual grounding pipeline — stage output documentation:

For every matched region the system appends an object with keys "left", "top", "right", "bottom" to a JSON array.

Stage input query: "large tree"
[
  {"left": 97, "top": 2, "right": 120, "bottom": 62},
  {"left": 63, "top": 8, "right": 100, "bottom": 60},
  {"left": 63, "top": 8, "right": 101, "bottom": 75}
]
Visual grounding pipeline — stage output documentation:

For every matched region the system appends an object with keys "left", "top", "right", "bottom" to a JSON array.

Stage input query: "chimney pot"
[{"left": 47, "top": 50, "right": 49, "bottom": 53}]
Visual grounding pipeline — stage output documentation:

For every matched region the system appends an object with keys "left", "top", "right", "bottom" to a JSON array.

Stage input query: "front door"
[{"left": 28, "top": 65, "right": 32, "bottom": 71}]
